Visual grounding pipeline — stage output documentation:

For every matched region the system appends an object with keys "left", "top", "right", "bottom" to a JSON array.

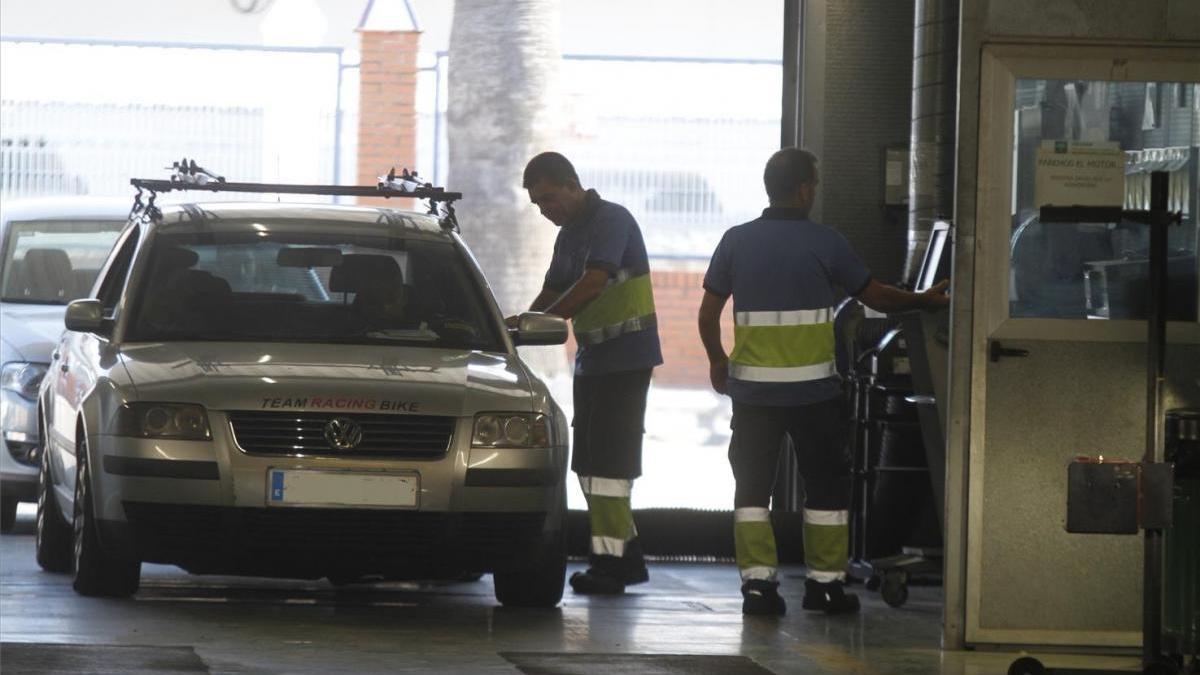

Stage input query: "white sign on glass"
[{"left": 1034, "top": 140, "right": 1125, "bottom": 209}]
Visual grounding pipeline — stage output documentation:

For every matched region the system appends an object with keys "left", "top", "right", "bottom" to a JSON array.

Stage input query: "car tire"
[
  {"left": 493, "top": 524, "right": 566, "bottom": 609},
  {"left": 36, "top": 437, "right": 72, "bottom": 573},
  {"left": 0, "top": 495, "right": 17, "bottom": 533},
  {"left": 71, "top": 436, "right": 140, "bottom": 597}
]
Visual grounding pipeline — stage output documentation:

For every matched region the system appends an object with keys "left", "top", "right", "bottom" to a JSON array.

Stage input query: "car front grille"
[{"left": 227, "top": 411, "right": 455, "bottom": 458}]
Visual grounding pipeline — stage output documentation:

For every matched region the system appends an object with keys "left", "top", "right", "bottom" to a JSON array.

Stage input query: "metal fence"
[
  {"left": 0, "top": 38, "right": 344, "bottom": 203},
  {"left": 1, "top": 100, "right": 266, "bottom": 200},
  {"left": 416, "top": 54, "right": 782, "bottom": 259}
]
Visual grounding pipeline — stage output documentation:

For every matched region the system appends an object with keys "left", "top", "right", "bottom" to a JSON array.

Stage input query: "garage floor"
[{"left": 1, "top": 506, "right": 1140, "bottom": 674}]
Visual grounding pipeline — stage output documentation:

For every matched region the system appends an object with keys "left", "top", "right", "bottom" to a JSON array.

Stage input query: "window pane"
[
  {"left": 1009, "top": 80, "right": 1199, "bottom": 321},
  {"left": 1, "top": 219, "right": 124, "bottom": 304},
  {"left": 128, "top": 222, "right": 503, "bottom": 351}
]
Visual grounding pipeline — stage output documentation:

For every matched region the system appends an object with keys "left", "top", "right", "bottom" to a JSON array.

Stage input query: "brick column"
[{"left": 357, "top": 29, "right": 420, "bottom": 206}]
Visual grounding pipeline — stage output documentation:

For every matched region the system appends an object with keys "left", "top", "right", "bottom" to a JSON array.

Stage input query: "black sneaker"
[
  {"left": 801, "top": 579, "right": 861, "bottom": 614},
  {"left": 741, "top": 579, "right": 787, "bottom": 616},
  {"left": 569, "top": 569, "right": 627, "bottom": 595}
]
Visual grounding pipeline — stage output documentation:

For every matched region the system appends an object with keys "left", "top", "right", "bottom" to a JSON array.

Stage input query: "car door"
[{"left": 46, "top": 224, "right": 140, "bottom": 496}]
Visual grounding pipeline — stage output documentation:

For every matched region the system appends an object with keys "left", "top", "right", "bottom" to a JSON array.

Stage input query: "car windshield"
[
  {"left": 0, "top": 219, "right": 125, "bottom": 304},
  {"left": 126, "top": 223, "right": 504, "bottom": 351}
]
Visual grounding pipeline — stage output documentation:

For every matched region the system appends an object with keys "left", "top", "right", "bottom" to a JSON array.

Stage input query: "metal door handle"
[{"left": 989, "top": 340, "right": 1030, "bottom": 362}]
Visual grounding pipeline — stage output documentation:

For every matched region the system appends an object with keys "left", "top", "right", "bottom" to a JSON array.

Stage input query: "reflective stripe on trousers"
[
  {"left": 580, "top": 475, "right": 636, "bottom": 557},
  {"left": 734, "top": 506, "right": 777, "bottom": 581},
  {"left": 573, "top": 271, "right": 657, "bottom": 346},
  {"left": 803, "top": 508, "right": 848, "bottom": 582},
  {"left": 728, "top": 307, "right": 836, "bottom": 383}
]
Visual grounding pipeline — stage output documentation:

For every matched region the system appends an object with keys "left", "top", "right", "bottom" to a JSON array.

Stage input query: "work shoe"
[
  {"left": 586, "top": 545, "right": 650, "bottom": 587},
  {"left": 741, "top": 579, "right": 787, "bottom": 616},
  {"left": 801, "top": 579, "right": 861, "bottom": 614},
  {"left": 569, "top": 568, "right": 628, "bottom": 595}
]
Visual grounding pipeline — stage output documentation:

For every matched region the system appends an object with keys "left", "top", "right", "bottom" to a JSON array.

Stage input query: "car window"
[
  {"left": 0, "top": 219, "right": 124, "bottom": 304},
  {"left": 126, "top": 222, "right": 504, "bottom": 351},
  {"left": 97, "top": 226, "right": 140, "bottom": 315}
]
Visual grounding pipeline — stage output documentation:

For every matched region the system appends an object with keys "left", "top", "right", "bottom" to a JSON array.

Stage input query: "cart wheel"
[
  {"left": 865, "top": 574, "right": 882, "bottom": 591},
  {"left": 881, "top": 571, "right": 908, "bottom": 607},
  {"left": 1007, "top": 656, "right": 1046, "bottom": 675}
]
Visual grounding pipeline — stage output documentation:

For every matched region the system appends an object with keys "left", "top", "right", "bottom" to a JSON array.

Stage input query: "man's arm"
[
  {"left": 856, "top": 278, "right": 949, "bottom": 314},
  {"left": 505, "top": 287, "right": 562, "bottom": 328},
  {"left": 698, "top": 290, "right": 730, "bottom": 394},
  {"left": 543, "top": 268, "right": 610, "bottom": 319},
  {"left": 528, "top": 287, "right": 562, "bottom": 313}
]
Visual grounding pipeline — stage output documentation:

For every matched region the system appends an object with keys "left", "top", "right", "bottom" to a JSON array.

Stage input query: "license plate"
[{"left": 266, "top": 469, "right": 419, "bottom": 508}]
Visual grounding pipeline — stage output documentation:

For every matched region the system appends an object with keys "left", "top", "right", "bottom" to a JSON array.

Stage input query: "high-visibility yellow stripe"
[
  {"left": 587, "top": 494, "right": 635, "bottom": 541},
  {"left": 730, "top": 323, "right": 834, "bottom": 368},
  {"left": 803, "top": 521, "right": 848, "bottom": 575},
  {"left": 735, "top": 518, "right": 777, "bottom": 576},
  {"left": 573, "top": 272, "right": 656, "bottom": 345}
]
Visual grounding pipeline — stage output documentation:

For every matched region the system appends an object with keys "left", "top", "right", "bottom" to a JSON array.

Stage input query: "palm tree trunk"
[{"left": 448, "top": 0, "right": 565, "bottom": 376}]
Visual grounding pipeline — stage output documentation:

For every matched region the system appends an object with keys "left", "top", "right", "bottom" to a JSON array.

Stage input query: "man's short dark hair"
[
  {"left": 523, "top": 152, "right": 581, "bottom": 189},
  {"left": 763, "top": 148, "right": 819, "bottom": 202}
]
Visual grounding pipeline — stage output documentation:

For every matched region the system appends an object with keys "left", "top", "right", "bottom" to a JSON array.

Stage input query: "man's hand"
[
  {"left": 920, "top": 279, "right": 951, "bottom": 310},
  {"left": 856, "top": 278, "right": 950, "bottom": 314},
  {"left": 709, "top": 357, "right": 729, "bottom": 395}
]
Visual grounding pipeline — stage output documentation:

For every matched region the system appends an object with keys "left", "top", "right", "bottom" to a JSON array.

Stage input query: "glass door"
[{"left": 965, "top": 44, "right": 1200, "bottom": 647}]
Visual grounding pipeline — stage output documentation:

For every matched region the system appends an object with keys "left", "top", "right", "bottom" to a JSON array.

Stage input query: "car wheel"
[
  {"left": 35, "top": 437, "right": 72, "bottom": 573},
  {"left": 71, "top": 436, "right": 140, "bottom": 597},
  {"left": 0, "top": 495, "right": 17, "bottom": 533},
  {"left": 493, "top": 524, "right": 566, "bottom": 609}
]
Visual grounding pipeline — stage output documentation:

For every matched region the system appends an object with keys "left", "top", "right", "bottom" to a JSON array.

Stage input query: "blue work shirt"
[
  {"left": 703, "top": 207, "right": 871, "bottom": 406},
  {"left": 544, "top": 190, "right": 664, "bottom": 376}
]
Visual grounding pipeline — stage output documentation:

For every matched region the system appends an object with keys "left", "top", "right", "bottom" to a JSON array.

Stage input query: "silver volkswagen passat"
[{"left": 35, "top": 201, "right": 570, "bottom": 607}]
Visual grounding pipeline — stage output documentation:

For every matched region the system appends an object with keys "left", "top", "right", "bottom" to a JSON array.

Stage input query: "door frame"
[{"left": 965, "top": 43, "right": 1200, "bottom": 646}]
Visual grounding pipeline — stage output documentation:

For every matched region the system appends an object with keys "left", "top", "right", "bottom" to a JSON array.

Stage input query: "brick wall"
[
  {"left": 357, "top": 29, "right": 420, "bottom": 208},
  {"left": 563, "top": 267, "right": 733, "bottom": 389}
]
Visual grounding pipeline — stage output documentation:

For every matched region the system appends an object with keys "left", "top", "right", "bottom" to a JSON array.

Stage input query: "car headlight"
[
  {"left": 114, "top": 403, "right": 211, "bottom": 440},
  {"left": 1, "top": 362, "right": 48, "bottom": 401},
  {"left": 472, "top": 413, "right": 549, "bottom": 448}
]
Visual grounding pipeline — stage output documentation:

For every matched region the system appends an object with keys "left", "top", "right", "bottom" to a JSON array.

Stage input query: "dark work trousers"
[
  {"left": 572, "top": 368, "right": 652, "bottom": 571},
  {"left": 729, "top": 396, "right": 852, "bottom": 583}
]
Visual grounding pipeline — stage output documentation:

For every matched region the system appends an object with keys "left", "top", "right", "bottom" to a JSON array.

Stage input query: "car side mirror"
[
  {"left": 511, "top": 312, "right": 568, "bottom": 346},
  {"left": 64, "top": 299, "right": 105, "bottom": 333}
]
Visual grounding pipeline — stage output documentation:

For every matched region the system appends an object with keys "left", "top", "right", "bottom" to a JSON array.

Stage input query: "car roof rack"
[{"left": 130, "top": 159, "right": 462, "bottom": 230}]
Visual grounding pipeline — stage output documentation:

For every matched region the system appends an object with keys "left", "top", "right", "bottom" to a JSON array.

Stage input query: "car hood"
[
  {"left": 117, "top": 342, "right": 537, "bottom": 418},
  {"left": 0, "top": 303, "right": 65, "bottom": 363}
]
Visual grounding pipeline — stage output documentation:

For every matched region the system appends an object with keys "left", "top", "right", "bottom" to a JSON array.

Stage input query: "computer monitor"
[{"left": 916, "top": 221, "right": 952, "bottom": 292}]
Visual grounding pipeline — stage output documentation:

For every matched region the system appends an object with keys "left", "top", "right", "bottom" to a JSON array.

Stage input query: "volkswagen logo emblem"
[{"left": 323, "top": 417, "right": 363, "bottom": 450}]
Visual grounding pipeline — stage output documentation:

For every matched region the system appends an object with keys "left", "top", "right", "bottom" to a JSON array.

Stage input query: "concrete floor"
[{"left": 0, "top": 505, "right": 1141, "bottom": 674}]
